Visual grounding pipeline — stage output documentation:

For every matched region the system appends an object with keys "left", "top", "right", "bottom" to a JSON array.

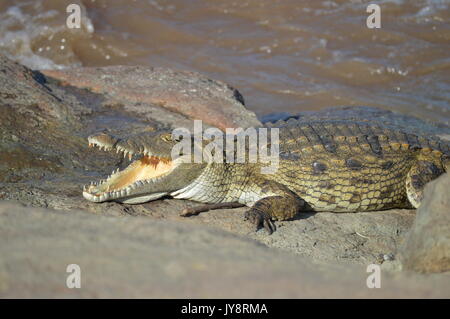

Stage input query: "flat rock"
[
  {"left": 1, "top": 201, "right": 449, "bottom": 298},
  {"left": 136, "top": 199, "right": 416, "bottom": 266}
]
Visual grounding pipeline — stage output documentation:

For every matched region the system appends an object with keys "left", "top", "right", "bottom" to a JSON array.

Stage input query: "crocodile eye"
[{"left": 161, "top": 134, "right": 172, "bottom": 142}]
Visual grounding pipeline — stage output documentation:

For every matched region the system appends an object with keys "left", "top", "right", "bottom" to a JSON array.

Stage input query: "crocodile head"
[{"left": 82, "top": 130, "right": 206, "bottom": 204}]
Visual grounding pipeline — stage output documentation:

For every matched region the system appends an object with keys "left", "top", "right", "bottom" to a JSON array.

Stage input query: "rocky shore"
[{"left": 0, "top": 54, "right": 449, "bottom": 298}]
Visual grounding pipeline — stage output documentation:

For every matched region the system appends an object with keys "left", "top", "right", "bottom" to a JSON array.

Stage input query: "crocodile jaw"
[
  {"left": 83, "top": 132, "right": 206, "bottom": 204},
  {"left": 83, "top": 190, "right": 169, "bottom": 203},
  {"left": 83, "top": 132, "right": 179, "bottom": 203},
  {"left": 83, "top": 155, "right": 176, "bottom": 203}
]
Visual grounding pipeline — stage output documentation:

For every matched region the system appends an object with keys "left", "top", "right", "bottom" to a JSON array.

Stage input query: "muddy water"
[{"left": 1, "top": 0, "right": 449, "bottom": 125}]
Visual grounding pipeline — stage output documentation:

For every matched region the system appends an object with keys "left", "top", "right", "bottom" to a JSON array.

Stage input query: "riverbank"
[{"left": 0, "top": 54, "right": 449, "bottom": 297}]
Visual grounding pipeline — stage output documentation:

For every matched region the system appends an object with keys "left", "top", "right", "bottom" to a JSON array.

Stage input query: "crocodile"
[{"left": 83, "top": 120, "right": 450, "bottom": 234}]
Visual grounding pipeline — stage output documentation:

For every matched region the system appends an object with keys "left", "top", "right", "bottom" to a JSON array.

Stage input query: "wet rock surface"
[{"left": 1, "top": 54, "right": 449, "bottom": 297}]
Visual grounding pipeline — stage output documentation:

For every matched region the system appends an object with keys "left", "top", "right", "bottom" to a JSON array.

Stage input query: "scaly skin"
[{"left": 83, "top": 120, "right": 450, "bottom": 234}]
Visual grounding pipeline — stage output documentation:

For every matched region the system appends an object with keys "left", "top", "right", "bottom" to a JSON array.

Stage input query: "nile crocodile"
[{"left": 83, "top": 120, "right": 450, "bottom": 234}]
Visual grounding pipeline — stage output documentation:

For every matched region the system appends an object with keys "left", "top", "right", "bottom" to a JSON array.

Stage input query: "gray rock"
[
  {"left": 42, "top": 66, "right": 261, "bottom": 130},
  {"left": 399, "top": 173, "right": 450, "bottom": 273},
  {"left": 1, "top": 201, "right": 449, "bottom": 298}
]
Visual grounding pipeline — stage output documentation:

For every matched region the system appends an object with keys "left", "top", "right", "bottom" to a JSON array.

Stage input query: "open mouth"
[{"left": 82, "top": 134, "right": 174, "bottom": 202}]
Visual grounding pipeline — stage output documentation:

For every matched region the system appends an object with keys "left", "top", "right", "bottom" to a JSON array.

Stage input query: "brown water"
[{"left": 1, "top": 0, "right": 449, "bottom": 125}]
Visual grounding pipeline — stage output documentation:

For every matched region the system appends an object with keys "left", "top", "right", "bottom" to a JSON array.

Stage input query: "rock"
[
  {"left": 1, "top": 201, "right": 449, "bottom": 298},
  {"left": 160, "top": 201, "right": 416, "bottom": 265},
  {"left": 399, "top": 173, "right": 450, "bottom": 273},
  {"left": 0, "top": 55, "right": 90, "bottom": 185},
  {"left": 0, "top": 55, "right": 83, "bottom": 121},
  {"left": 42, "top": 66, "right": 261, "bottom": 130}
]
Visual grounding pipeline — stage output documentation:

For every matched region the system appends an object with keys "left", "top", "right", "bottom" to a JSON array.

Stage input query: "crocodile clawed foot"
[{"left": 244, "top": 208, "right": 276, "bottom": 235}]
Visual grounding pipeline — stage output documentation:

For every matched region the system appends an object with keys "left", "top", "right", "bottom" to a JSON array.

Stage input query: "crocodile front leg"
[{"left": 244, "top": 180, "right": 305, "bottom": 234}]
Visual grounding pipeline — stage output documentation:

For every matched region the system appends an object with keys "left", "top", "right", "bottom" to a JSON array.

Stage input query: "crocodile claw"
[{"left": 244, "top": 208, "right": 276, "bottom": 235}]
